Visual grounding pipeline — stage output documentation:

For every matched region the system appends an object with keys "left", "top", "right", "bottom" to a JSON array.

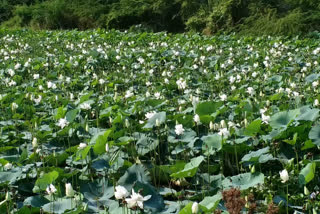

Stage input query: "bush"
[{"left": 2, "top": 0, "right": 320, "bottom": 35}]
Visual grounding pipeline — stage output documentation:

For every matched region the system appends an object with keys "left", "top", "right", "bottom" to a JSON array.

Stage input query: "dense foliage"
[
  {"left": 0, "top": 29, "right": 320, "bottom": 213},
  {"left": 1, "top": 0, "right": 320, "bottom": 35}
]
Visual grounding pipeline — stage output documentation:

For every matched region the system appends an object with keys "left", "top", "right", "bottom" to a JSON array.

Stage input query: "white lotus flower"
[
  {"left": 14, "top": 63, "right": 21, "bottom": 70},
  {"left": 312, "top": 81, "right": 318, "bottom": 88},
  {"left": 218, "top": 128, "right": 230, "bottom": 137},
  {"left": 247, "top": 87, "right": 255, "bottom": 96},
  {"left": 8, "top": 69, "right": 15, "bottom": 76},
  {"left": 125, "top": 189, "right": 151, "bottom": 209},
  {"left": 314, "top": 99, "right": 319, "bottom": 106},
  {"left": 114, "top": 185, "right": 129, "bottom": 200},
  {"left": 175, "top": 124, "right": 185, "bottom": 135},
  {"left": 99, "top": 79, "right": 105, "bottom": 85},
  {"left": 220, "top": 94, "right": 227, "bottom": 101},
  {"left": 4, "top": 163, "right": 12, "bottom": 170},
  {"left": 65, "top": 183, "right": 74, "bottom": 197},
  {"left": 33, "top": 74, "right": 40, "bottom": 80},
  {"left": 192, "top": 202, "right": 199, "bottom": 214},
  {"left": 176, "top": 78, "right": 187, "bottom": 90},
  {"left": 280, "top": 169, "right": 289, "bottom": 183},
  {"left": 78, "top": 143, "right": 87, "bottom": 150},
  {"left": 46, "top": 184, "right": 57, "bottom": 195},
  {"left": 47, "top": 81, "right": 53, "bottom": 88},
  {"left": 57, "top": 118, "right": 69, "bottom": 129},
  {"left": 80, "top": 103, "right": 91, "bottom": 110},
  {"left": 261, "top": 114, "right": 270, "bottom": 124},
  {"left": 154, "top": 92, "right": 161, "bottom": 99},
  {"left": 8, "top": 80, "right": 16, "bottom": 87},
  {"left": 125, "top": 90, "right": 134, "bottom": 98}
]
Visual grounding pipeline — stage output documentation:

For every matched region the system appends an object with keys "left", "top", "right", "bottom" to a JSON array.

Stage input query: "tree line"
[{"left": 1, "top": 0, "right": 320, "bottom": 35}]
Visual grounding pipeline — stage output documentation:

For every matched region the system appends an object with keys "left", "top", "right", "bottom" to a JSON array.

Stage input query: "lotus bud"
[
  {"left": 5, "top": 192, "right": 11, "bottom": 201},
  {"left": 245, "top": 196, "right": 249, "bottom": 208},
  {"left": 266, "top": 100, "right": 270, "bottom": 106},
  {"left": 11, "top": 102, "right": 18, "bottom": 112},
  {"left": 194, "top": 114, "right": 200, "bottom": 124},
  {"left": 279, "top": 169, "right": 289, "bottom": 183},
  {"left": 125, "top": 119, "right": 130, "bottom": 128},
  {"left": 83, "top": 203, "right": 88, "bottom": 211},
  {"left": 189, "top": 95, "right": 193, "bottom": 102},
  {"left": 156, "top": 119, "right": 160, "bottom": 127},
  {"left": 259, "top": 91, "right": 264, "bottom": 97},
  {"left": 288, "top": 158, "right": 295, "bottom": 166},
  {"left": 220, "top": 120, "right": 226, "bottom": 128},
  {"left": 105, "top": 143, "right": 109, "bottom": 152},
  {"left": 65, "top": 183, "right": 74, "bottom": 197},
  {"left": 35, "top": 121, "right": 38, "bottom": 129},
  {"left": 251, "top": 165, "right": 255, "bottom": 173},
  {"left": 304, "top": 186, "right": 309, "bottom": 195},
  {"left": 32, "top": 137, "right": 38, "bottom": 149},
  {"left": 314, "top": 99, "right": 319, "bottom": 106},
  {"left": 191, "top": 202, "right": 199, "bottom": 214},
  {"left": 113, "top": 92, "right": 117, "bottom": 101},
  {"left": 85, "top": 123, "right": 89, "bottom": 132},
  {"left": 109, "top": 117, "right": 113, "bottom": 124},
  {"left": 313, "top": 208, "right": 317, "bottom": 214},
  {"left": 214, "top": 123, "right": 219, "bottom": 130},
  {"left": 244, "top": 118, "right": 248, "bottom": 127},
  {"left": 209, "top": 121, "right": 214, "bottom": 130}
]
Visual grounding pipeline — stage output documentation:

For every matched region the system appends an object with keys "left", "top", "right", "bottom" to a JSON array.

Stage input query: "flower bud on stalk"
[
  {"left": 191, "top": 202, "right": 199, "bottom": 214},
  {"left": 32, "top": 137, "right": 38, "bottom": 149}
]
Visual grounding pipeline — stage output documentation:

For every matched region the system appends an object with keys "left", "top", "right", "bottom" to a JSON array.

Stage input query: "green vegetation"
[
  {"left": 1, "top": 0, "right": 320, "bottom": 35},
  {"left": 1, "top": 29, "right": 320, "bottom": 213}
]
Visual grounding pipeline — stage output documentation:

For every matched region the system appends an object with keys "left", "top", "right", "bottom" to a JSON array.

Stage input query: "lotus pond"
[{"left": 0, "top": 29, "right": 320, "bottom": 213}]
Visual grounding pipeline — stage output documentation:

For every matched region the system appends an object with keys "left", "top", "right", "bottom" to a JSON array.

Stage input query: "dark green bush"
[{"left": 1, "top": 0, "right": 320, "bottom": 35}]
